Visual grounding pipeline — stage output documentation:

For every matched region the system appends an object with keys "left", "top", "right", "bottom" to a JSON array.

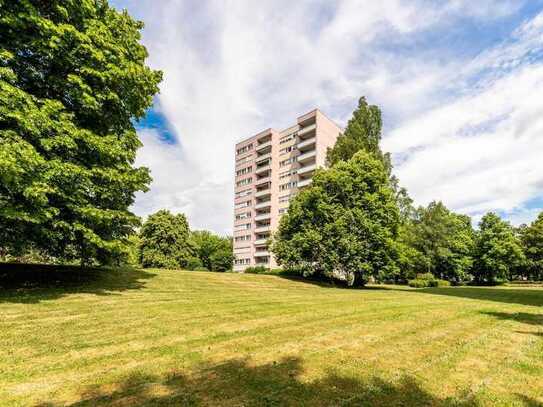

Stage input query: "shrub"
[
  {"left": 435, "top": 279, "right": 451, "bottom": 287},
  {"left": 408, "top": 279, "right": 430, "bottom": 288},
  {"left": 244, "top": 266, "right": 268, "bottom": 274},
  {"left": 427, "top": 279, "right": 451, "bottom": 287},
  {"left": 186, "top": 256, "right": 204, "bottom": 271}
]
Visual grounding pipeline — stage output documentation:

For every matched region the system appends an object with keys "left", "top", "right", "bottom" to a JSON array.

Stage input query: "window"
[
  {"left": 280, "top": 132, "right": 297, "bottom": 144},
  {"left": 235, "top": 189, "right": 252, "bottom": 199},
  {"left": 279, "top": 208, "right": 287, "bottom": 214},
  {"left": 279, "top": 181, "right": 297, "bottom": 191},
  {"left": 280, "top": 146, "right": 293, "bottom": 155},
  {"left": 235, "top": 258, "right": 251, "bottom": 265},
  {"left": 236, "top": 177, "right": 252, "bottom": 187},
  {"left": 236, "top": 144, "right": 253, "bottom": 155},
  {"left": 235, "top": 235, "right": 251, "bottom": 242},
  {"left": 236, "top": 166, "right": 252, "bottom": 177},
  {"left": 235, "top": 212, "right": 251, "bottom": 220},
  {"left": 279, "top": 157, "right": 297, "bottom": 167}
]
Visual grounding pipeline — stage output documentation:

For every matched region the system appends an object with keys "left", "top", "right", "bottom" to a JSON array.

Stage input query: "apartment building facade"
[{"left": 233, "top": 109, "right": 342, "bottom": 271}]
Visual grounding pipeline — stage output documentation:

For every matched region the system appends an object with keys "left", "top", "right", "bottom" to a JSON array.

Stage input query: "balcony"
[
  {"left": 254, "top": 224, "right": 271, "bottom": 233},
  {"left": 255, "top": 190, "right": 271, "bottom": 199},
  {"left": 255, "top": 176, "right": 271, "bottom": 186},
  {"left": 297, "top": 137, "right": 316, "bottom": 150},
  {"left": 254, "top": 250, "right": 270, "bottom": 257},
  {"left": 254, "top": 200, "right": 271, "bottom": 210},
  {"left": 255, "top": 185, "right": 271, "bottom": 198},
  {"left": 298, "top": 163, "right": 317, "bottom": 176},
  {"left": 254, "top": 238, "right": 268, "bottom": 246},
  {"left": 255, "top": 140, "right": 272, "bottom": 153},
  {"left": 255, "top": 164, "right": 271, "bottom": 175},
  {"left": 298, "top": 123, "right": 317, "bottom": 137},
  {"left": 297, "top": 150, "right": 316, "bottom": 163},
  {"left": 298, "top": 178, "right": 312, "bottom": 188},
  {"left": 255, "top": 152, "right": 271, "bottom": 164},
  {"left": 254, "top": 213, "right": 271, "bottom": 222}
]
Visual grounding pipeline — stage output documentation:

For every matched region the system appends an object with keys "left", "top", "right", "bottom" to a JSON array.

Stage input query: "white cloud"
[
  {"left": 383, "top": 11, "right": 543, "bottom": 221},
  {"left": 113, "top": 0, "right": 543, "bottom": 232}
]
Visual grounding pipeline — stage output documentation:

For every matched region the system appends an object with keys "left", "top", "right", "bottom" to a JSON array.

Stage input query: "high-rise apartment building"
[{"left": 233, "top": 109, "right": 342, "bottom": 271}]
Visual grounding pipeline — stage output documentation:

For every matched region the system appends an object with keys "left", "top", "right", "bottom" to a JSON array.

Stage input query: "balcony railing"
[
  {"left": 254, "top": 225, "right": 271, "bottom": 233},
  {"left": 298, "top": 178, "right": 312, "bottom": 188},
  {"left": 298, "top": 123, "right": 317, "bottom": 137},
  {"left": 298, "top": 163, "right": 317, "bottom": 176},
  {"left": 254, "top": 250, "right": 270, "bottom": 257},
  {"left": 255, "top": 140, "right": 272, "bottom": 152},
  {"left": 297, "top": 150, "right": 316, "bottom": 163},
  {"left": 254, "top": 238, "right": 268, "bottom": 246},
  {"left": 255, "top": 164, "right": 271, "bottom": 174},
  {"left": 254, "top": 213, "right": 271, "bottom": 222},
  {"left": 255, "top": 152, "right": 272, "bottom": 163},
  {"left": 297, "top": 137, "right": 316, "bottom": 150},
  {"left": 255, "top": 188, "right": 271, "bottom": 198},
  {"left": 255, "top": 176, "right": 271, "bottom": 186},
  {"left": 254, "top": 200, "right": 271, "bottom": 209}
]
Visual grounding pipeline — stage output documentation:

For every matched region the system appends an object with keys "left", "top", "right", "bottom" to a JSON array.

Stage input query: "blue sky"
[{"left": 112, "top": 0, "right": 543, "bottom": 234}]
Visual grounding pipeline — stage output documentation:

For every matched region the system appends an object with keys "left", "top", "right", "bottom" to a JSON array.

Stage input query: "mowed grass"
[{"left": 1, "top": 267, "right": 542, "bottom": 406}]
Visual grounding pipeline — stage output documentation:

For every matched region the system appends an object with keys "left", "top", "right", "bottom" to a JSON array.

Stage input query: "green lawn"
[{"left": 1, "top": 267, "right": 542, "bottom": 406}]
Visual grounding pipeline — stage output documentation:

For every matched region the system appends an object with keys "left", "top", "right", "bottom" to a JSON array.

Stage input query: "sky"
[{"left": 111, "top": 0, "right": 543, "bottom": 234}]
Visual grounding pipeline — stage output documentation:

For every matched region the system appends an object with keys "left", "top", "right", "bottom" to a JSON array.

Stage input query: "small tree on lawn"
[
  {"left": 272, "top": 150, "right": 400, "bottom": 287},
  {"left": 139, "top": 210, "right": 194, "bottom": 269},
  {"left": 473, "top": 213, "right": 525, "bottom": 284}
]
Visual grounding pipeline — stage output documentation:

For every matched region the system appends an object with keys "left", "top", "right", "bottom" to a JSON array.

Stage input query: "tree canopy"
[
  {"left": 272, "top": 150, "right": 400, "bottom": 286},
  {"left": 402, "top": 202, "right": 474, "bottom": 282},
  {"left": 139, "top": 210, "right": 194, "bottom": 269},
  {"left": 191, "top": 230, "right": 234, "bottom": 272},
  {"left": 472, "top": 213, "right": 525, "bottom": 284},
  {"left": 0, "top": 0, "right": 162, "bottom": 264},
  {"left": 326, "top": 97, "right": 385, "bottom": 167},
  {"left": 521, "top": 213, "right": 543, "bottom": 280}
]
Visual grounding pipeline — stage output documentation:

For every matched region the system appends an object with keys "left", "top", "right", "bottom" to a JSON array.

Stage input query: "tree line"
[{"left": 272, "top": 98, "right": 543, "bottom": 286}]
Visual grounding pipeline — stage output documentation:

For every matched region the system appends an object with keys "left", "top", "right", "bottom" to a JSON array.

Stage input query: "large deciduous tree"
[
  {"left": 272, "top": 150, "right": 400, "bottom": 287},
  {"left": 472, "top": 213, "right": 525, "bottom": 284},
  {"left": 402, "top": 202, "right": 475, "bottom": 283},
  {"left": 191, "top": 230, "right": 234, "bottom": 272},
  {"left": 0, "top": 0, "right": 162, "bottom": 264},
  {"left": 520, "top": 212, "right": 543, "bottom": 281},
  {"left": 139, "top": 210, "right": 194, "bottom": 269}
]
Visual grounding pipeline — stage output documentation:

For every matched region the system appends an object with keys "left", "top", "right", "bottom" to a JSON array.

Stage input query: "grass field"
[{"left": 1, "top": 266, "right": 542, "bottom": 406}]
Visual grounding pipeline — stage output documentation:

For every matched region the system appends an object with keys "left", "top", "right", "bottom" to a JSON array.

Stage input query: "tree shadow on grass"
[
  {"left": 387, "top": 286, "right": 543, "bottom": 307},
  {"left": 0, "top": 263, "right": 155, "bottom": 304},
  {"left": 35, "top": 357, "right": 541, "bottom": 407},
  {"left": 482, "top": 311, "right": 543, "bottom": 337},
  {"left": 277, "top": 274, "right": 389, "bottom": 291}
]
